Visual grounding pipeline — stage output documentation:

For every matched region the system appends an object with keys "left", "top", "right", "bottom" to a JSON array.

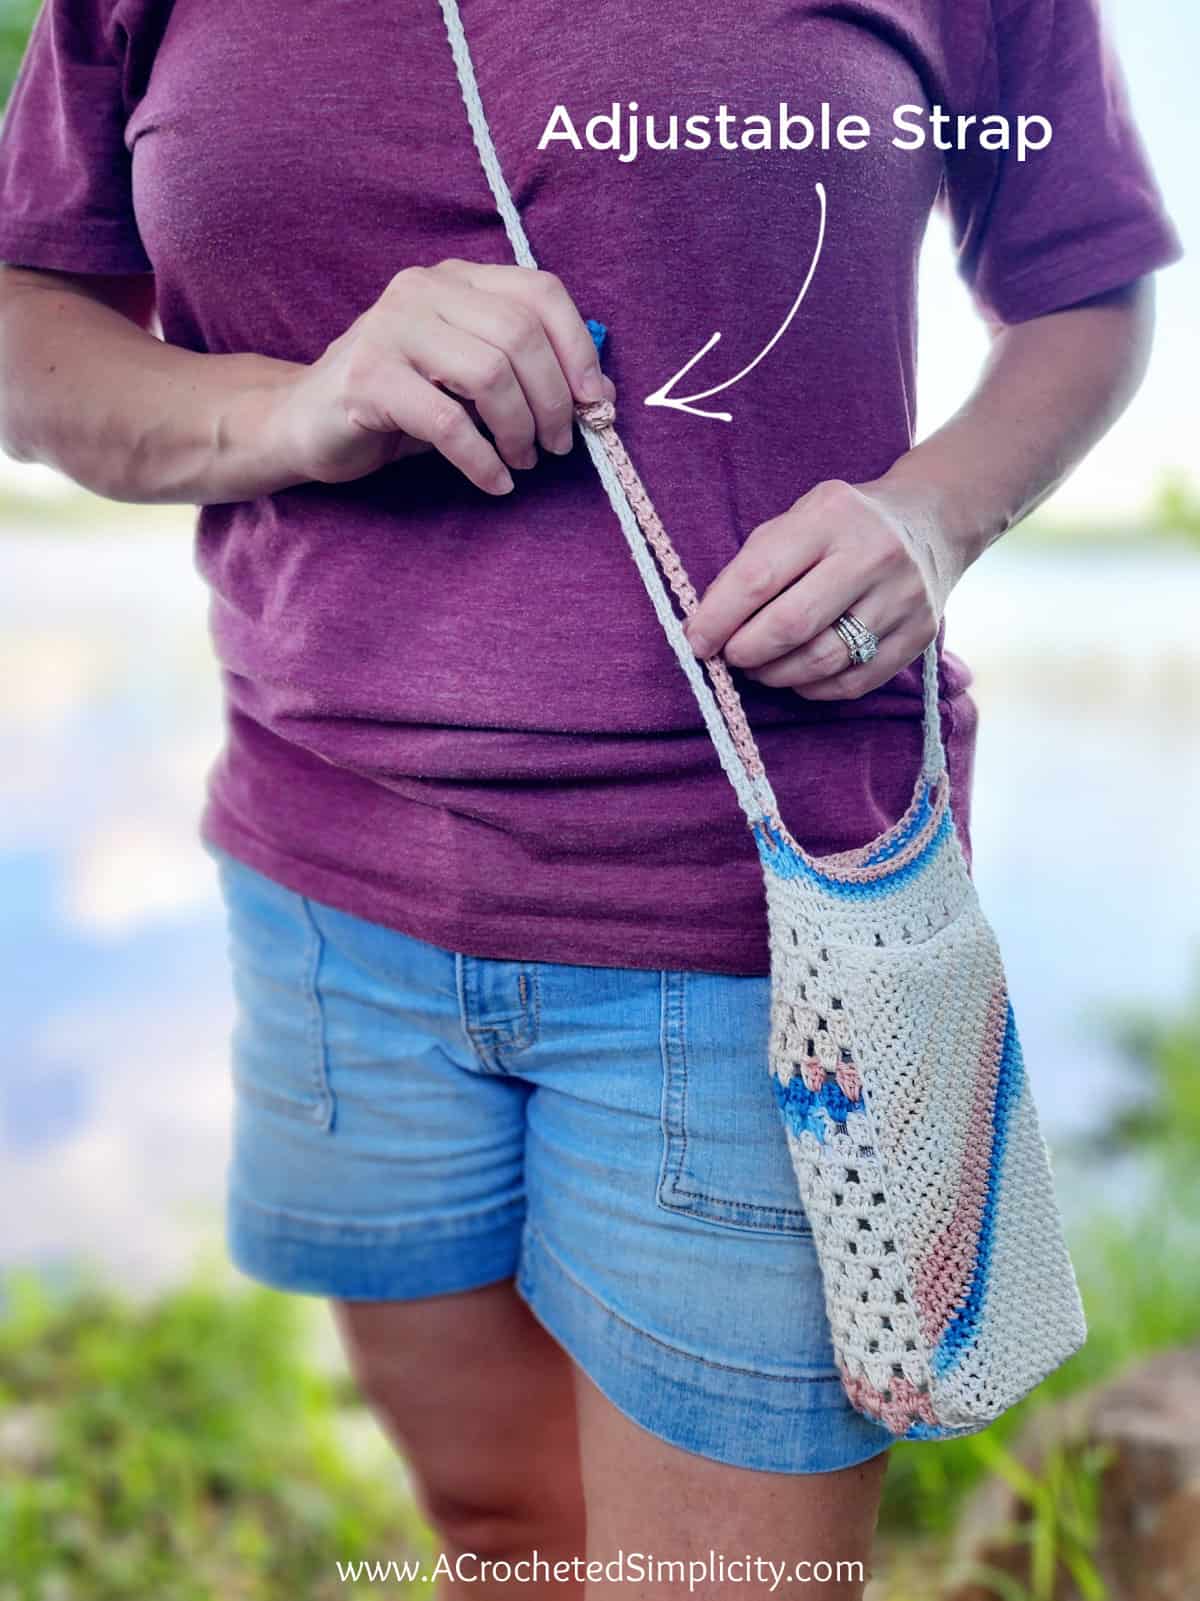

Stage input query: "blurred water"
[{"left": 1, "top": 525, "right": 1198, "bottom": 1289}]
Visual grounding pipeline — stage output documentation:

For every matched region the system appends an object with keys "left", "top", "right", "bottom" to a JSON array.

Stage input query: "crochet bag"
[{"left": 437, "top": 0, "right": 1087, "bottom": 1439}]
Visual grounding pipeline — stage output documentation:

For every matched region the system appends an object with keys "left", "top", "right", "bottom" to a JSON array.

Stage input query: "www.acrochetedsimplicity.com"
[{"left": 335, "top": 1550, "right": 867, "bottom": 1590}]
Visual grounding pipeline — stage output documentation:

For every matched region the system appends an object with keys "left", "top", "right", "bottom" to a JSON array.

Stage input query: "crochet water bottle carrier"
[{"left": 437, "top": 0, "right": 1087, "bottom": 1439}]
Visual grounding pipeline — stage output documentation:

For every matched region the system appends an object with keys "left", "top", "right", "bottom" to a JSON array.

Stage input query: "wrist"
[
  {"left": 211, "top": 355, "right": 308, "bottom": 500},
  {"left": 866, "top": 450, "right": 996, "bottom": 594}
]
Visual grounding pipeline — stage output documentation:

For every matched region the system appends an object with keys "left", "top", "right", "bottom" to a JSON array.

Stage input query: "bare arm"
[
  {"left": 684, "top": 279, "right": 1157, "bottom": 698},
  {"left": 871, "top": 280, "right": 1157, "bottom": 578},
  {"left": 0, "top": 260, "right": 613, "bottom": 505},
  {"left": 0, "top": 266, "right": 299, "bottom": 503}
]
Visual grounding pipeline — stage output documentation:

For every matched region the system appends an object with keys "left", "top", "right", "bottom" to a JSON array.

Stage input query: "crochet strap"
[
  {"left": 574, "top": 398, "right": 778, "bottom": 793},
  {"left": 436, "top": 0, "right": 946, "bottom": 831}
]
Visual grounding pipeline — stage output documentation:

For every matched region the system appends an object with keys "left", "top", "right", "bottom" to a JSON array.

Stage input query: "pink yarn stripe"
[
  {"left": 913, "top": 982, "right": 1011, "bottom": 1344},
  {"left": 576, "top": 400, "right": 767, "bottom": 786},
  {"left": 838, "top": 1362, "right": 939, "bottom": 1436}
]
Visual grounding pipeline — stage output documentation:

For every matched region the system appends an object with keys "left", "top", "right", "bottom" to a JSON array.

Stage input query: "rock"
[
  {"left": 1132, "top": 1486, "right": 1200, "bottom": 1601},
  {"left": 942, "top": 1345, "right": 1200, "bottom": 1601}
]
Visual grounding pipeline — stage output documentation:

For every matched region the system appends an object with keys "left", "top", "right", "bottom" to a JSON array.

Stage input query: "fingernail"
[
  {"left": 549, "top": 428, "right": 574, "bottom": 455},
  {"left": 516, "top": 449, "right": 538, "bottom": 471},
  {"left": 494, "top": 469, "right": 515, "bottom": 493},
  {"left": 602, "top": 375, "right": 617, "bottom": 402},
  {"left": 686, "top": 627, "right": 712, "bottom": 658},
  {"left": 579, "top": 363, "right": 606, "bottom": 403}
]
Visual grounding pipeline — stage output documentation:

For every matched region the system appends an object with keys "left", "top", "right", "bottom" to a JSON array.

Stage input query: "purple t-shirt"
[{"left": 0, "top": 0, "right": 1180, "bottom": 973}]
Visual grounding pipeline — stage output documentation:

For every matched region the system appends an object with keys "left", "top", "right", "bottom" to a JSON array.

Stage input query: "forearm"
[
  {"left": 869, "top": 278, "right": 1157, "bottom": 586},
  {"left": 0, "top": 268, "right": 304, "bottom": 503},
  {"left": 686, "top": 275, "right": 1159, "bottom": 698}
]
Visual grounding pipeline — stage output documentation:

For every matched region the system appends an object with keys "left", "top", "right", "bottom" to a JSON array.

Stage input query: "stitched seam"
[
  {"left": 983, "top": 228, "right": 1182, "bottom": 320},
  {"left": 658, "top": 971, "right": 688, "bottom": 1194},
  {"left": 525, "top": 1220, "right": 840, "bottom": 1386},
  {"left": 298, "top": 894, "right": 335, "bottom": 1130},
  {"left": 663, "top": 1185, "right": 811, "bottom": 1227},
  {"left": 230, "top": 1079, "right": 329, "bottom": 1121},
  {"left": 299, "top": 895, "right": 456, "bottom": 998},
  {"left": 457, "top": 956, "right": 502, "bottom": 1073},
  {"left": 230, "top": 1183, "right": 525, "bottom": 1234},
  {"left": 492, "top": 964, "right": 541, "bottom": 1063},
  {"left": 528, "top": 965, "right": 542, "bottom": 1048},
  {"left": 658, "top": 971, "right": 810, "bottom": 1231},
  {"left": 675, "top": 970, "right": 690, "bottom": 1185},
  {"left": 656, "top": 973, "right": 673, "bottom": 1198}
]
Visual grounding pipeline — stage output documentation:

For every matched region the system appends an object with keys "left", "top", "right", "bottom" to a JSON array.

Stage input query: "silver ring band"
[{"left": 832, "top": 611, "right": 879, "bottom": 667}]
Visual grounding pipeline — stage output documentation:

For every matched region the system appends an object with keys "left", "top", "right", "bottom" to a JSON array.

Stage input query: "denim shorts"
[{"left": 212, "top": 848, "right": 892, "bottom": 1475}]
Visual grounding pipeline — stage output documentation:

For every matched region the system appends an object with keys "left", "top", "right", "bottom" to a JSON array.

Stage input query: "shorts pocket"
[
  {"left": 217, "top": 854, "right": 335, "bottom": 1131},
  {"left": 656, "top": 970, "right": 812, "bottom": 1236}
]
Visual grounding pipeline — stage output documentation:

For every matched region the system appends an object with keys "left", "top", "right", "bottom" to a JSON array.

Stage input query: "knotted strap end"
[{"left": 576, "top": 398, "right": 617, "bottom": 432}]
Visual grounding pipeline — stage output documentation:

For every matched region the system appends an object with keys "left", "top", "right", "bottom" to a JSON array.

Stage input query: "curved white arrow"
[{"left": 643, "top": 182, "right": 827, "bottom": 423}]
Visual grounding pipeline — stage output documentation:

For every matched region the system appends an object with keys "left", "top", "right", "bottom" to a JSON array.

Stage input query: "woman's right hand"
[{"left": 273, "top": 259, "right": 615, "bottom": 496}]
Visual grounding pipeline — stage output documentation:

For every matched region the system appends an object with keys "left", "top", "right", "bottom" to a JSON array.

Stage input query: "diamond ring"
[{"left": 832, "top": 611, "right": 879, "bottom": 668}]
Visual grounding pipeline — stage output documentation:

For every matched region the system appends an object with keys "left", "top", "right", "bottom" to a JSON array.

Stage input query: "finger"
[
  {"left": 793, "top": 625, "right": 932, "bottom": 702},
  {"left": 683, "top": 515, "right": 828, "bottom": 660},
  {"left": 721, "top": 552, "right": 871, "bottom": 673},
  {"left": 745, "top": 592, "right": 897, "bottom": 688},
  {"left": 348, "top": 359, "right": 514, "bottom": 495},
  {"left": 433, "top": 276, "right": 576, "bottom": 456},
  {"left": 511, "top": 269, "right": 617, "bottom": 405},
  {"left": 402, "top": 315, "right": 540, "bottom": 472},
  {"left": 467, "top": 263, "right": 614, "bottom": 408}
]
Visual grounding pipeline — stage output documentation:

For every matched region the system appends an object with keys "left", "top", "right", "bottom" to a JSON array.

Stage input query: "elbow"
[
  {"left": 0, "top": 384, "right": 45, "bottom": 471},
  {"left": 0, "top": 270, "right": 52, "bottom": 467},
  {"left": 0, "top": 352, "right": 91, "bottom": 488},
  {"left": 0, "top": 358, "right": 32, "bottom": 469},
  {"left": 0, "top": 417, "right": 36, "bottom": 467},
  {"left": 0, "top": 268, "right": 139, "bottom": 501},
  {"left": 0, "top": 364, "right": 52, "bottom": 469}
]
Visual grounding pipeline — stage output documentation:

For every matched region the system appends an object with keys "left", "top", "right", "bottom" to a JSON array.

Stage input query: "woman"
[{"left": 0, "top": 0, "right": 1179, "bottom": 1593}]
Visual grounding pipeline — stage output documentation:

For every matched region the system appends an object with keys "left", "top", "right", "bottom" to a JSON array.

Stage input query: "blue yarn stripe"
[
  {"left": 772, "top": 1070, "right": 860, "bottom": 1144},
  {"left": 930, "top": 999, "right": 1026, "bottom": 1379},
  {"left": 902, "top": 1418, "right": 979, "bottom": 1441},
  {"left": 754, "top": 806, "right": 953, "bottom": 899},
  {"left": 863, "top": 783, "right": 939, "bottom": 866},
  {"left": 903, "top": 1419, "right": 948, "bottom": 1440}
]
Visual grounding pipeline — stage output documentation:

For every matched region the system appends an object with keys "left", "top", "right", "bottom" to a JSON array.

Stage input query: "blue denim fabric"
[{"left": 213, "top": 847, "right": 891, "bottom": 1474}]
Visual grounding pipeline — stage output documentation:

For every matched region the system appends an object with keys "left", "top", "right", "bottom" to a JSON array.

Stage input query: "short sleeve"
[
  {"left": 942, "top": 0, "right": 1182, "bottom": 324},
  {"left": 0, "top": 0, "right": 151, "bottom": 274}
]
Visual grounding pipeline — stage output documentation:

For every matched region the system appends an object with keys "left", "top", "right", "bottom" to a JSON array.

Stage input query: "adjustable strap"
[{"left": 436, "top": 0, "right": 945, "bottom": 832}]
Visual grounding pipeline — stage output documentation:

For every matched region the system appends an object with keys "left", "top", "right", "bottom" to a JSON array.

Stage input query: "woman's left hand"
[{"left": 681, "top": 476, "right": 965, "bottom": 700}]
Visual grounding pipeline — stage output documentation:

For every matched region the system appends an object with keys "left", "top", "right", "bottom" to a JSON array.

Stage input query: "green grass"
[
  {"left": 1004, "top": 467, "right": 1200, "bottom": 550},
  {"left": 0, "top": 1, "right": 39, "bottom": 107},
  {"left": 0, "top": 1264, "right": 431, "bottom": 1600}
]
